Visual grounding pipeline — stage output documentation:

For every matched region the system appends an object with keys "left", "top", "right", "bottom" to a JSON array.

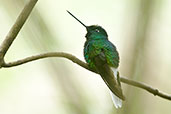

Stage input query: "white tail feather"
[
  {"left": 110, "top": 91, "right": 122, "bottom": 108},
  {"left": 110, "top": 68, "right": 122, "bottom": 108}
]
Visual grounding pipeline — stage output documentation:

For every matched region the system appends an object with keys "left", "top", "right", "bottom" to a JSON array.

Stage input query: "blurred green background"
[{"left": 0, "top": 0, "right": 171, "bottom": 114}]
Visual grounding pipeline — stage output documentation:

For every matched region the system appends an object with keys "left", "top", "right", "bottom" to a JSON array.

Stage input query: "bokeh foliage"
[{"left": 0, "top": 0, "right": 171, "bottom": 114}]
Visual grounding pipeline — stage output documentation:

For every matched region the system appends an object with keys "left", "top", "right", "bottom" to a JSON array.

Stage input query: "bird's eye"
[{"left": 95, "top": 29, "right": 100, "bottom": 32}]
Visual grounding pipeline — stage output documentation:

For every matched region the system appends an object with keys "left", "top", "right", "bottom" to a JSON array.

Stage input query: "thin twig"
[
  {"left": 3, "top": 52, "right": 91, "bottom": 71},
  {"left": 0, "top": 0, "right": 38, "bottom": 67},
  {"left": 2, "top": 52, "right": 171, "bottom": 101},
  {"left": 120, "top": 76, "right": 171, "bottom": 100}
]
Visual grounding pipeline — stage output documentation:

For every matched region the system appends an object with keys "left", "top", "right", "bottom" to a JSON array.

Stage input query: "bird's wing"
[{"left": 93, "top": 51, "right": 125, "bottom": 100}]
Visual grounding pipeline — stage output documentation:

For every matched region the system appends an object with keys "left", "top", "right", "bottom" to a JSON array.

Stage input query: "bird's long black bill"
[{"left": 67, "top": 10, "right": 87, "bottom": 28}]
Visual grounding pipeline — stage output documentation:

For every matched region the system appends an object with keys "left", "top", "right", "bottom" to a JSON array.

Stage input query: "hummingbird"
[{"left": 67, "top": 11, "right": 125, "bottom": 108}]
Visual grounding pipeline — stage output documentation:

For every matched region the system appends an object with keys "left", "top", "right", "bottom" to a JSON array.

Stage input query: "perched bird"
[{"left": 67, "top": 11, "right": 125, "bottom": 108}]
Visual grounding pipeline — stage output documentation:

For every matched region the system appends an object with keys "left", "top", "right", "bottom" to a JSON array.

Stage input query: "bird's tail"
[
  {"left": 93, "top": 54, "right": 125, "bottom": 108},
  {"left": 110, "top": 90, "right": 122, "bottom": 108},
  {"left": 110, "top": 68, "right": 122, "bottom": 108}
]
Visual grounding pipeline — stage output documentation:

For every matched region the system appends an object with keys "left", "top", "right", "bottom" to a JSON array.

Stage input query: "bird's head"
[
  {"left": 67, "top": 11, "right": 108, "bottom": 40},
  {"left": 85, "top": 25, "right": 108, "bottom": 40}
]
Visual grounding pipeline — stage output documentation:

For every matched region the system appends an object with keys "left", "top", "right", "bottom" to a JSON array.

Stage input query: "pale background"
[{"left": 0, "top": 0, "right": 171, "bottom": 114}]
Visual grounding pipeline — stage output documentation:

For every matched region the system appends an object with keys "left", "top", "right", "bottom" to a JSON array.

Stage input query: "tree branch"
[
  {"left": 0, "top": 0, "right": 38, "bottom": 67},
  {"left": 120, "top": 76, "right": 171, "bottom": 100},
  {"left": 3, "top": 52, "right": 92, "bottom": 71},
  {"left": 2, "top": 52, "right": 171, "bottom": 101}
]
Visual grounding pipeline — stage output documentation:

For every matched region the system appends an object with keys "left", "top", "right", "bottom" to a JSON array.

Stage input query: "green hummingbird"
[{"left": 67, "top": 11, "right": 125, "bottom": 108}]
